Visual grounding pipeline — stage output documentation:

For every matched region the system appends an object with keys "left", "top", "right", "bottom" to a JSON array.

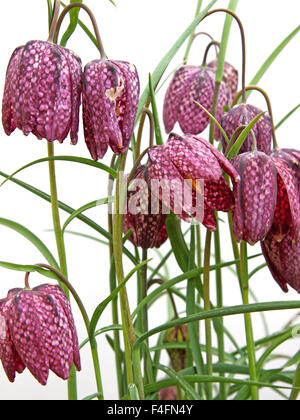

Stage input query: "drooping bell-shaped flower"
[
  {"left": 165, "top": 324, "right": 189, "bottom": 372},
  {"left": 0, "top": 284, "right": 81, "bottom": 385},
  {"left": 261, "top": 231, "right": 300, "bottom": 293},
  {"left": 270, "top": 151, "right": 300, "bottom": 242},
  {"left": 231, "top": 151, "right": 277, "bottom": 245},
  {"left": 82, "top": 60, "right": 140, "bottom": 160},
  {"left": 220, "top": 104, "right": 272, "bottom": 155},
  {"left": 208, "top": 60, "right": 239, "bottom": 105},
  {"left": 163, "top": 66, "right": 228, "bottom": 136},
  {"left": 2, "top": 41, "right": 82, "bottom": 144},
  {"left": 123, "top": 166, "right": 168, "bottom": 249},
  {"left": 147, "top": 133, "right": 240, "bottom": 231}
]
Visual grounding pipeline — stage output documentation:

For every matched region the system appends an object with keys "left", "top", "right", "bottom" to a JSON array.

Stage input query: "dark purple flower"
[
  {"left": 2, "top": 41, "right": 82, "bottom": 144},
  {"left": 123, "top": 166, "right": 168, "bottom": 249},
  {"left": 220, "top": 104, "right": 272, "bottom": 155},
  {"left": 232, "top": 151, "right": 277, "bottom": 245},
  {"left": 262, "top": 230, "right": 300, "bottom": 293},
  {"left": 82, "top": 60, "right": 140, "bottom": 160},
  {"left": 163, "top": 66, "right": 228, "bottom": 137},
  {"left": 208, "top": 60, "right": 239, "bottom": 105},
  {"left": 159, "top": 386, "right": 177, "bottom": 401},
  {"left": 147, "top": 133, "right": 239, "bottom": 231},
  {"left": 0, "top": 284, "right": 81, "bottom": 385}
]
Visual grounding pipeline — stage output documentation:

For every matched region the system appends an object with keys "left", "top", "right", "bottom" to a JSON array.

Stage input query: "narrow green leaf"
[
  {"left": 290, "top": 363, "right": 300, "bottom": 400},
  {"left": 275, "top": 103, "right": 300, "bottom": 130},
  {"left": 148, "top": 74, "right": 164, "bottom": 146},
  {"left": 62, "top": 197, "right": 114, "bottom": 232},
  {"left": 136, "top": 0, "right": 218, "bottom": 123},
  {"left": 82, "top": 393, "right": 104, "bottom": 401},
  {"left": 165, "top": 214, "right": 189, "bottom": 272},
  {"left": 194, "top": 101, "right": 230, "bottom": 144},
  {"left": 0, "top": 155, "right": 117, "bottom": 188},
  {"left": 0, "top": 218, "right": 59, "bottom": 269},
  {"left": 247, "top": 25, "right": 300, "bottom": 97},
  {"left": 134, "top": 301, "right": 300, "bottom": 352},
  {"left": 0, "top": 171, "right": 138, "bottom": 266},
  {"left": 226, "top": 112, "right": 265, "bottom": 159},
  {"left": 215, "top": 0, "right": 239, "bottom": 83},
  {"left": 128, "top": 384, "right": 140, "bottom": 401},
  {"left": 0, "top": 261, "right": 57, "bottom": 280},
  {"left": 89, "top": 259, "right": 151, "bottom": 339},
  {"left": 59, "top": 0, "right": 83, "bottom": 47},
  {"left": 155, "top": 364, "right": 200, "bottom": 400}
]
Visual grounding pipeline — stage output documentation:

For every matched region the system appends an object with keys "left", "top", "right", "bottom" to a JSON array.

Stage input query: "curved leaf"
[
  {"left": 0, "top": 218, "right": 59, "bottom": 269},
  {"left": 1, "top": 155, "right": 117, "bottom": 187},
  {"left": 155, "top": 364, "right": 200, "bottom": 400},
  {"left": 62, "top": 197, "right": 114, "bottom": 232},
  {"left": 0, "top": 261, "right": 57, "bottom": 280},
  {"left": 136, "top": 0, "right": 218, "bottom": 123}
]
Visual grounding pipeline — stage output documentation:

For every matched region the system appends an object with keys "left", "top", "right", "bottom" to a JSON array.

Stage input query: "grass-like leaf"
[
  {"left": 275, "top": 103, "right": 300, "bottom": 130},
  {"left": 0, "top": 261, "right": 57, "bottom": 280},
  {"left": 59, "top": 0, "right": 83, "bottom": 47},
  {"left": 247, "top": 25, "right": 300, "bottom": 98},
  {"left": 0, "top": 155, "right": 117, "bottom": 188},
  {"left": 136, "top": 0, "right": 218, "bottom": 123},
  {"left": 226, "top": 112, "right": 265, "bottom": 159},
  {"left": 62, "top": 197, "right": 114, "bottom": 232},
  {"left": 148, "top": 74, "right": 164, "bottom": 146},
  {"left": 0, "top": 218, "right": 59, "bottom": 269}
]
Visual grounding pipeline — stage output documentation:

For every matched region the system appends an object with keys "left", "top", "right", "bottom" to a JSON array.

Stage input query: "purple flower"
[
  {"left": 147, "top": 133, "right": 239, "bottom": 231},
  {"left": 123, "top": 166, "right": 168, "bottom": 249},
  {"left": 163, "top": 66, "right": 228, "bottom": 136},
  {"left": 262, "top": 230, "right": 300, "bottom": 293},
  {"left": 231, "top": 150, "right": 300, "bottom": 245},
  {"left": 220, "top": 104, "right": 272, "bottom": 155},
  {"left": 82, "top": 60, "right": 140, "bottom": 160},
  {"left": 0, "top": 284, "right": 81, "bottom": 385},
  {"left": 208, "top": 60, "right": 239, "bottom": 105},
  {"left": 2, "top": 41, "right": 82, "bottom": 144},
  {"left": 232, "top": 151, "right": 277, "bottom": 245}
]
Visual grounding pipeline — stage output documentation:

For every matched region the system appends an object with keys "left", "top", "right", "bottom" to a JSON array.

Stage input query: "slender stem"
[
  {"left": 202, "top": 41, "right": 220, "bottom": 66},
  {"left": 135, "top": 109, "right": 155, "bottom": 161},
  {"left": 113, "top": 153, "right": 144, "bottom": 399},
  {"left": 33, "top": 264, "right": 104, "bottom": 399},
  {"left": 47, "top": 0, "right": 61, "bottom": 42},
  {"left": 53, "top": 2, "right": 106, "bottom": 59},
  {"left": 240, "top": 241, "right": 259, "bottom": 401},
  {"left": 140, "top": 249, "right": 149, "bottom": 383},
  {"left": 107, "top": 154, "right": 123, "bottom": 398},
  {"left": 203, "top": 9, "right": 247, "bottom": 102},
  {"left": 203, "top": 230, "right": 213, "bottom": 400},
  {"left": 214, "top": 223, "right": 226, "bottom": 400},
  {"left": 47, "top": 142, "right": 76, "bottom": 400},
  {"left": 183, "top": 0, "right": 203, "bottom": 63},
  {"left": 233, "top": 85, "right": 279, "bottom": 149}
]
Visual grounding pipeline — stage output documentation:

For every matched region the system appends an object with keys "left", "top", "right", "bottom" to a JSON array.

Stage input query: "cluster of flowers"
[{"left": 1, "top": 23, "right": 300, "bottom": 386}]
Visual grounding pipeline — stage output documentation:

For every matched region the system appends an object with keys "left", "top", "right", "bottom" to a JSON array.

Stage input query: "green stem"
[
  {"left": 140, "top": 249, "right": 149, "bottom": 383},
  {"left": 203, "top": 230, "right": 213, "bottom": 400},
  {"left": 240, "top": 241, "right": 259, "bottom": 401},
  {"left": 108, "top": 155, "right": 123, "bottom": 398},
  {"left": 47, "top": 142, "right": 77, "bottom": 400},
  {"left": 214, "top": 224, "right": 226, "bottom": 400},
  {"left": 113, "top": 153, "right": 144, "bottom": 399},
  {"left": 183, "top": 0, "right": 203, "bottom": 63}
]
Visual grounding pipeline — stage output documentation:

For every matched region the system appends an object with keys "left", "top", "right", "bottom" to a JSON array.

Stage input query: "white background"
[{"left": 0, "top": 0, "right": 300, "bottom": 400}]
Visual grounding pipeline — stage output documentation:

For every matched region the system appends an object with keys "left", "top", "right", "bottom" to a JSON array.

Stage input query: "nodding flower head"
[
  {"left": 123, "top": 166, "right": 168, "bottom": 250},
  {"left": 0, "top": 284, "right": 81, "bottom": 385},
  {"left": 82, "top": 60, "right": 140, "bottom": 160},
  {"left": 147, "top": 133, "right": 239, "bottom": 231},
  {"left": 163, "top": 66, "right": 228, "bottom": 138},
  {"left": 2, "top": 41, "right": 82, "bottom": 144},
  {"left": 220, "top": 104, "right": 272, "bottom": 155}
]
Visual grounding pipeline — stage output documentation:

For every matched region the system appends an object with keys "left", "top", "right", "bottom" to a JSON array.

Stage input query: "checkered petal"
[
  {"left": 232, "top": 152, "right": 277, "bottom": 244},
  {"left": 262, "top": 231, "right": 300, "bottom": 293},
  {"left": 83, "top": 60, "right": 139, "bottom": 160},
  {"left": 2, "top": 41, "right": 82, "bottom": 143}
]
